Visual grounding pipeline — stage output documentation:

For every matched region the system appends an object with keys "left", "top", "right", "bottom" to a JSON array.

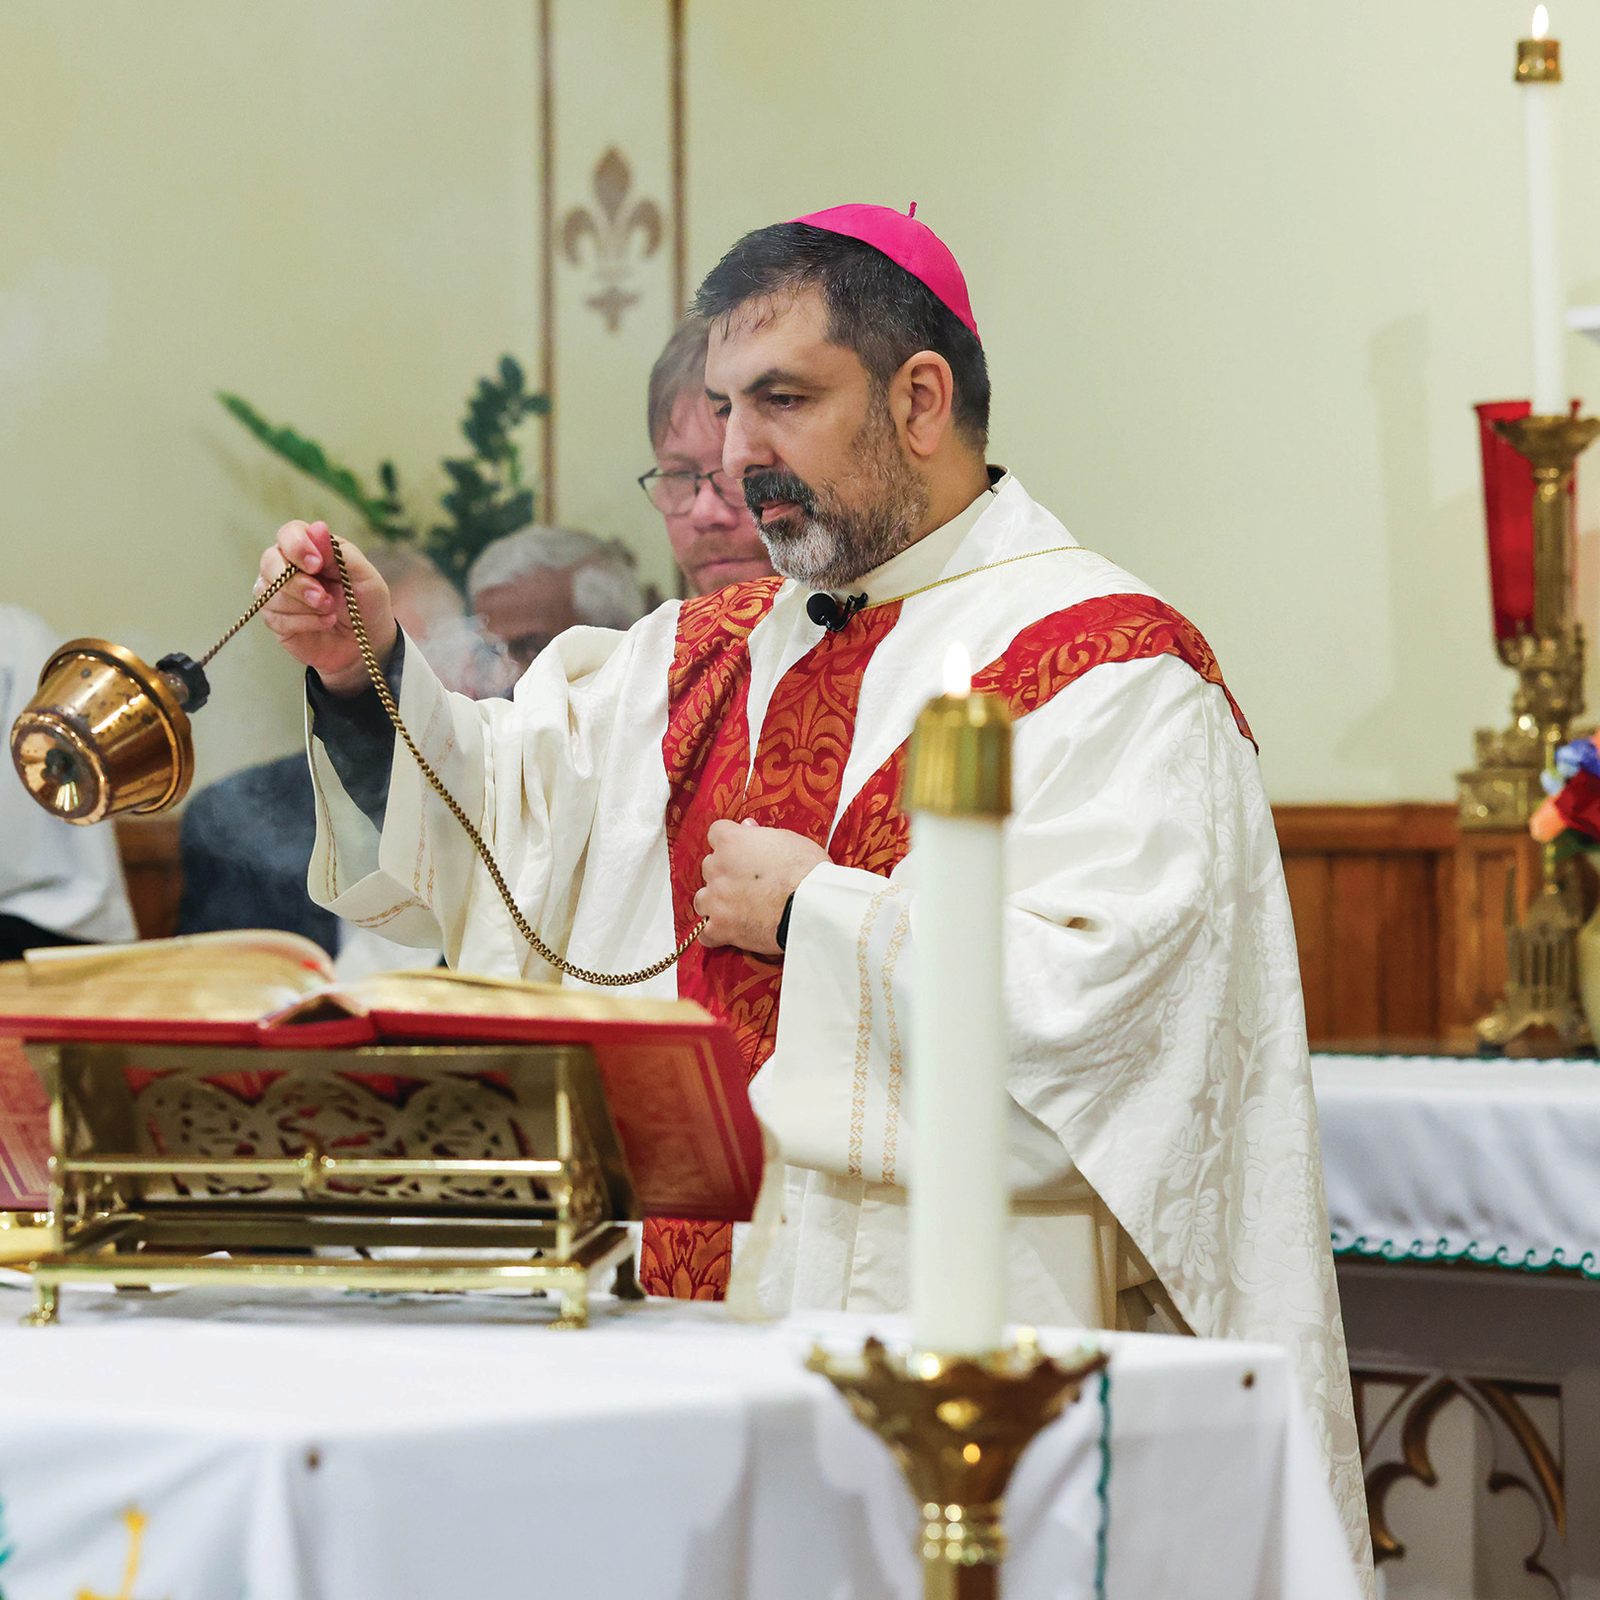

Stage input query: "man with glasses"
[{"left": 639, "top": 318, "right": 772, "bottom": 595}]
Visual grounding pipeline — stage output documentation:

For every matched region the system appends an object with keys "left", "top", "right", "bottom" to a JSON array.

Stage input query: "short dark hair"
[
  {"left": 693, "top": 222, "right": 990, "bottom": 450},
  {"left": 647, "top": 316, "right": 710, "bottom": 451}
]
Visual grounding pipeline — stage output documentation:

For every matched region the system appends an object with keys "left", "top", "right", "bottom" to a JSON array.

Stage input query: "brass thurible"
[
  {"left": 7, "top": 560, "right": 300, "bottom": 826},
  {"left": 1462, "top": 415, "right": 1600, "bottom": 1047},
  {"left": 807, "top": 1335, "right": 1108, "bottom": 1598},
  {"left": 905, "top": 691, "right": 1012, "bottom": 818},
  {"left": 9, "top": 640, "right": 209, "bottom": 825}
]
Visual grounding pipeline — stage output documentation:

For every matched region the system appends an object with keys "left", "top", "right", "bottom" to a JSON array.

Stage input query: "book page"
[
  {"left": 340, "top": 969, "right": 708, "bottom": 1028},
  {"left": 0, "top": 929, "right": 335, "bottom": 1025}
]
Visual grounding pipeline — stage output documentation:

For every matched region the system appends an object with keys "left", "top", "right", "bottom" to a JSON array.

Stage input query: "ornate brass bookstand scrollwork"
[
  {"left": 18, "top": 1039, "right": 643, "bottom": 1328},
  {"left": 808, "top": 1334, "right": 1108, "bottom": 1599}
]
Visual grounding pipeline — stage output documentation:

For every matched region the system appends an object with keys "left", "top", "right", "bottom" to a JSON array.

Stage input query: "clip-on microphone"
[{"left": 806, "top": 591, "right": 869, "bottom": 633}]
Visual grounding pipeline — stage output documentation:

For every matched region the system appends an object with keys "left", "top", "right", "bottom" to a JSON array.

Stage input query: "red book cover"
[
  {"left": 353, "top": 1003, "right": 760, "bottom": 1221},
  {"left": 0, "top": 1036, "right": 49, "bottom": 1210},
  {"left": 0, "top": 938, "right": 763, "bottom": 1223}
]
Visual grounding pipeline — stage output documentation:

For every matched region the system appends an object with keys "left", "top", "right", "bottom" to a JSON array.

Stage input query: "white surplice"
[{"left": 306, "top": 475, "right": 1371, "bottom": 1585}]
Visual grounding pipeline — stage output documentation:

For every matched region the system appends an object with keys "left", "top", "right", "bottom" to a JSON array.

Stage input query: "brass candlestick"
[
  {"left": 1516, "top": 32, "right": 1560, "bottom": 86},
  {"left": 1478, "top": 843, "right": 1589, "bottom": 1047},
  {"left": 1458, "top": 416, "right": 1599, "bottom": 829},
  {"left": 1461, "top": 414, "right": 1600, "bottom": 1045},
  {"left": 904, "top": 683, "right": 1012, "bottom": 817},
  {"left": 808, "top": 1335, "right": 1108, "bottom": 1599}
]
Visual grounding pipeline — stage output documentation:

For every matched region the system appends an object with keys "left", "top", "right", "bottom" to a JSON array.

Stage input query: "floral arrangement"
[{"left": 1530, "top": 737, "right": 1600, "bottom": 852}]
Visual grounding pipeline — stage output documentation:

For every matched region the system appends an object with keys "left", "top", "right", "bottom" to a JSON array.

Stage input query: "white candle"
[
  {"left": 908, "top": 642, "right": 1010, "bottom": 1354},
  {"left": 1521, "top": 5, "right": 1565, "bottom": 415}
]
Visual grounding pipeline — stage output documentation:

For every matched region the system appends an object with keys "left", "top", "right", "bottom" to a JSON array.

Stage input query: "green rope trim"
[
  {"left": 1331, "top": 1233, "right": 1600, "bottom": 1279},
  {"left": 0, "top": 1486, "right": 11, "bottom": 1600},
  {"left": 1311, "top": 1050, "right": 1600, "bottom": 1068},
  {"left": 1094, "top": 1365, "right": 1112, "bottom": 1600}
]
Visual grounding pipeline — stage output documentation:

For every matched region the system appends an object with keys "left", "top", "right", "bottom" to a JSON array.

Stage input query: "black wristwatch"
[{"left": 775, "top": 892, "right": 796, "bottom": 952}]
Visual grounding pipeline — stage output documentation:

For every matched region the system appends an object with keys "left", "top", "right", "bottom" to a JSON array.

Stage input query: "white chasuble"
[{"left": 306, "top": 475, "right": 1371, "bottom": 1584}]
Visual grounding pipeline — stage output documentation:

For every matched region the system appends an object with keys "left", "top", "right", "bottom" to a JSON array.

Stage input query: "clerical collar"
[{"left": 812, "top": 466, "right": 1008, "bottom": 612}]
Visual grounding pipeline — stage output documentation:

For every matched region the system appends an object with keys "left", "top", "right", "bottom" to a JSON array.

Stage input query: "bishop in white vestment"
[{"left": 264, "top": 204, "right": 1372, "bottom": 1587}]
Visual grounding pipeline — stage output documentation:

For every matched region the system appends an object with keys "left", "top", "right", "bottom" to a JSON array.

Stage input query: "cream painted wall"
[
  {"left": 10, "top": 2, "right": 1600, "bottom": 805},
  {"left": 1, "top": 2, "right": 541, "bottom": 789},
  {"left": 547, "top": 2, "right": 683, "bottom": 608},
  {"left": 685, "top": 0, "right": 1600, "bottom": 802}
]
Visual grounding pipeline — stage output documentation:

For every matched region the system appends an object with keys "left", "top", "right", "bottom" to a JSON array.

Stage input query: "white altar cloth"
[
  {"left": 0, "top": 1285, "right": 1356, "bottom": 1600},
  {"left": 1312, "top": 1053, "right": 1600, "bottom": 1278}
]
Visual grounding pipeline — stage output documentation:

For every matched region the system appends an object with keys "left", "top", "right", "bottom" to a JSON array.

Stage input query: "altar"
[
  {"left": 1314, "top": 1052, "right": 1600, "bottom": 1599},
  {"left": 0, "top": 1285, "right": 1355, "bottom": 1600}
]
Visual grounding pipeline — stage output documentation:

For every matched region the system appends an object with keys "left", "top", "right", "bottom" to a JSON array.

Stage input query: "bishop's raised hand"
[{"left": 258, "top": 520, "right": 397, "bottom": 697}]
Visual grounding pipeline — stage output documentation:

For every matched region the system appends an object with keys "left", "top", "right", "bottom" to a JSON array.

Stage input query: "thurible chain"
[
  {"left": 200, "top": 564, "right": 301, "bottom": 668},
  {"left": 267, "top": 543, "right": 706, "bottom": 987}
]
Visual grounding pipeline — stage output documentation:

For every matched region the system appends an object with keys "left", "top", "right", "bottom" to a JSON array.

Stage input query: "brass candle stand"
[
  {"left": 1460, "top": 414, "right": 1600, "bottom": 1045},
  {"left": 807, "top": 1334, "right": 1109, "bottom": 1599}
]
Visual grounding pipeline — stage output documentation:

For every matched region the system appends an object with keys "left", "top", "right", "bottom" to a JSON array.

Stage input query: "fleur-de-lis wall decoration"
[{"left": 560, "top": 147, "right": 664, "bottom": 334}]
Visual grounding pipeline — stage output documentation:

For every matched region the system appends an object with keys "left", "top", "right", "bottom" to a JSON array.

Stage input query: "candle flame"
[
  {"left": 1532, "top": 4, "right": 1550, "bottom": 40},
  {"left": 942, "top": 642, "right": 972, "bottom": 698}
]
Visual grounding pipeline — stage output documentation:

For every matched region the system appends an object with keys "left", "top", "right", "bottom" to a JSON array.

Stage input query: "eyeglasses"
[{"left": 637, "top": 467, "right": 744, "bottom": 516}]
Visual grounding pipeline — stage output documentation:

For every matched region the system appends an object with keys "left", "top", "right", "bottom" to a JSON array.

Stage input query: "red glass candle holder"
[{"left": 1475, "top": 399, "right": 1579, "bottom": 645}]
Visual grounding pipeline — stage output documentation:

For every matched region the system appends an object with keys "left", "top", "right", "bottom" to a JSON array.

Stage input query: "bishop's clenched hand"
[{"left": 695, "top": 819, "right": 829, "bottom": 956}]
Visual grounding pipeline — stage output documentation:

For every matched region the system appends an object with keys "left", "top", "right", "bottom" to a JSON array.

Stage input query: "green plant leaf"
[
  {"left": 217, "top": 391, "right": 413, "bottom": 541},
  {"left": 219, "top": 354, "right": 545, "bottom": 595}
]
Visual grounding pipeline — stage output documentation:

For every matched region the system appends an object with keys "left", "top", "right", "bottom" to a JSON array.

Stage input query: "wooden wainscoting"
[
  {"left": 1272, "top": 805, "right": 1541, "bottom": 1046},
  {"left": 113, "top": 805, "right": 1532, "bottom": 1045},
  {"left": 114, "top": 816, "right": 183, "bottom": 941},
  {"left": 1274, "top": 806, "right": 1455, "bottom": 1042}
]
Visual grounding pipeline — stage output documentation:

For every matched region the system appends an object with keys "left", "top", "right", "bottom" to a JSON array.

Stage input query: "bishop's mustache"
[{"left": 742, "top": 469, "right": 816, "bottom": 523}]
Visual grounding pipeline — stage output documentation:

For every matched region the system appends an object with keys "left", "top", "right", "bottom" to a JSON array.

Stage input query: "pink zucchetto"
[{"left": 790, "top": 202, "right": 980, "bottom": 342}]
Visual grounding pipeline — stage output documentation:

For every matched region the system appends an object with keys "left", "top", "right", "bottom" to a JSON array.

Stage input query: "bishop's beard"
[{"left": 742, "top": 410, "right": 929, "bottom": 590}]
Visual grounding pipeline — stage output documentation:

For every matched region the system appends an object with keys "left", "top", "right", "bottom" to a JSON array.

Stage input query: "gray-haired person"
[{"left": 467, "top": 527, "right": 646, "bottom": 674}]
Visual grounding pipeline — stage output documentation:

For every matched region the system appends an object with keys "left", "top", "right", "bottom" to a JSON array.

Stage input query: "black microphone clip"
[{"left": 806, "top": 591, "right": 868, "bottom": 633}]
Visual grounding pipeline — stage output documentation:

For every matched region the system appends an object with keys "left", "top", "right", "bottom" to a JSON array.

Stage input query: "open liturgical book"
[{"left": 0, "top": 930, "right": 763, "bottom": 1222}]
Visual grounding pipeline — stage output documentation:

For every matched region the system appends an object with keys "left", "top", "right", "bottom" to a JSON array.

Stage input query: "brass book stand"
[{"left": 17, "top": 1039, "right": 642, "bottom": 1328}]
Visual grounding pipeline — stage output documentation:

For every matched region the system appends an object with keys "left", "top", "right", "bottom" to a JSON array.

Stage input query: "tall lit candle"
[
  {"left": 906, "top": 642, "right": 1011, "bottom": 1355},
  {"left": 1519, "top": 6, "right": 1565, "bottom": 415}
]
